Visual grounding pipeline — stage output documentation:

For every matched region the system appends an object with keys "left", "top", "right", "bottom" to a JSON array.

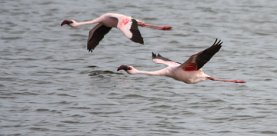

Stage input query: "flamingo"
[
  {"left": 61, "top": 13, "right": 172, "bottom": 52},
  {"left": 117, "top": 39, "right": 246, "bottom": 84}
]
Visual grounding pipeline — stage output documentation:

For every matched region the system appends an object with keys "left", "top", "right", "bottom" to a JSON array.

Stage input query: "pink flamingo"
[
  {"left": 61, "top": 13, "right": 172, "bottom": 52},
  {"left": 117, "top": 39, "right": 246, "bottom": 84}
]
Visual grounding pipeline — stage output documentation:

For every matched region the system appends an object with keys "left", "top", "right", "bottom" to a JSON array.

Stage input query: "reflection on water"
[
  {"left": 88, "top": 70, "right": 122, "bottom": 77},
  {"left": 1, "top": 0, "right": 277, "bottom": 135}
]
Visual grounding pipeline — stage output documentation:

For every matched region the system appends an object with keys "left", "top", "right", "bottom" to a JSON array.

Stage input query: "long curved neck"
[
  {"left": 132, "top": 68, "right": 169, "bottom": 76},
  {"left": 75, "top": 18, "right": 102, "bottom": 27},
  {"left": 76, "top": 20, "right": 99, "bottom": 26}
]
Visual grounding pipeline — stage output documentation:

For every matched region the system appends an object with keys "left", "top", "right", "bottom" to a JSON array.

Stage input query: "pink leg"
[
  {"left": 136, "top": 20, "right": 172, "bottom": 30},
  {"left": 207, "top": 77, "right": 246, "bottom": 83},
  {"left": 143, "top": 23, "right": 172, "bottom": 30}
]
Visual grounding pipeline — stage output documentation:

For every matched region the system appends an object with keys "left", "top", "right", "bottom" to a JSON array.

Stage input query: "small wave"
[
  {"left": 88, "top": 111, "right": 121, "bottom": 115},
  {"left": 36, "top": 108, "right": 50, "bottom": 112},
  {"left": 88, "top": 70, "right": 122, "bottom": 76},
  {"left": 122, "top": 94, "right": 146, "bottom": 99},
  {"left": 250, "top": 130, "right": 277, "bottom": 134},
  {"left": 29, "top": 127, "right": 50, "bottom": 131},
  {"left": 60, "top": 120, "right": 80, "bottom": 124},
  {"left": 87, "top": 65, "right": 98, "bottom": 68}
]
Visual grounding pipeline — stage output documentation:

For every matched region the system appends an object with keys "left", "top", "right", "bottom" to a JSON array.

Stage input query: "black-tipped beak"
[
  {"left": 61, "top": 20, "right": 73, "bottom": 26},
  {"left": 117, "top": 65, "right": 130, "bottom": 71}
]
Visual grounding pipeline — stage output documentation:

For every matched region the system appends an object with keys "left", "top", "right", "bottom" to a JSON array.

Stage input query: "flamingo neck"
[
  {"left": 131, "top": 68, "right": 169, "bottom": 76},
  {"left": 74, "top": 18, "right": 102, "bottom": 27}
]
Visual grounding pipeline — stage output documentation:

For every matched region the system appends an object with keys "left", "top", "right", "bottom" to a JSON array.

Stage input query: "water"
[{"left": 1, "top": 0, "right": 277, "bottom": 135}]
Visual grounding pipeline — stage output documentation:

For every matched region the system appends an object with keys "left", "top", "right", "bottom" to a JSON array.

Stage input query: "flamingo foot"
[
  {"left": 233, "top": 80, "right": 246, "bottom": 83},
  {"left": 159, "top": 25, "right": 172, "bottom": 30}
]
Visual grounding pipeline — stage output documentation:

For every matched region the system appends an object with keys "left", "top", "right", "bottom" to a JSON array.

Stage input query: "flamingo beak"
[
  {"left": 61, "top": 20, "right": 73, "bottom": 26},
  {"left": 117, "top": 65, "right": 130, "bottom": 71}
]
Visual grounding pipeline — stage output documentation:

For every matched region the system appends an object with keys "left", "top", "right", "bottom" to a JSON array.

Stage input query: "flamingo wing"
[
  {"left": 152, "top": 52, "right": 181, "bottom": 67},
  {"left": 87, "top": 23, "right": 112, "bottom": 52},
  {"left": 180, "top": 39, "right": 222, "bottom": 71},
  {"left": 118, "top": 18, "right": 144, "bottom": 44}
]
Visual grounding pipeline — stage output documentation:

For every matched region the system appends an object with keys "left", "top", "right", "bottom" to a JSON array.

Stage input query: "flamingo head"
[
  {"left": 117, "top": 65, "right": 135, "bottom": 74},
  {"left": 61, "top": 20, "right": 73, "bottom": 26}
]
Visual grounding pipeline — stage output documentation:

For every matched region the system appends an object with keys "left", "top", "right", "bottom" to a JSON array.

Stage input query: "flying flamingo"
[
  {"left": 61, "top": 13, "right": 172, "bottom": 52},
  {"left": 117, "top": 39, "right": 246, "bottom": 84}
]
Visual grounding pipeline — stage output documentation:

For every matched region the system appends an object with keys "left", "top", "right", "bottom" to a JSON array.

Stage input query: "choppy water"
[{"left": 1, "top": 0, "right": 277, "bottom": 135}]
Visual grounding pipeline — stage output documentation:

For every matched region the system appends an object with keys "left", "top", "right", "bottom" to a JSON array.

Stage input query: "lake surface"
[{"left": 1, "top": 0, "right": 277, "bottom": 135}]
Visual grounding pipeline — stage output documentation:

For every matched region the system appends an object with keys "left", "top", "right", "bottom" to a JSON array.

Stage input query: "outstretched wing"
[
  {"left": 87, "top": 23, "right": 112, "bottom": 52},
  {"left": 180, "top": 39, "right": 222, "bottom": 71},
  {"left": 152, "top": 52, "right": 181, "bottom": 67},
  {"left": 129, "top": 19, "right": 144, "bottom": 44},
  {"left": 118, "top": 18, "right": 144, "bottom": 44}
]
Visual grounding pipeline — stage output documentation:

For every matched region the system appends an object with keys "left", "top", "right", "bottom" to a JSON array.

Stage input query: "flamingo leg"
[
  {"left": 207, "top": 77, "right": 246, "bottom": 83},
  {"left": 136, "top": 20, "right": 172, "bottom": 30}
]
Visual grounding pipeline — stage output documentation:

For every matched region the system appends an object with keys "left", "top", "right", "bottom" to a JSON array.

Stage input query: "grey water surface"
[{"left": 1, "top": 0, "right": 277, "bottom": 135}]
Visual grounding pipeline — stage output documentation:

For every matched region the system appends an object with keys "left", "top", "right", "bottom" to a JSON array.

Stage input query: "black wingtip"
[
  {"left": 140, "top": 39, "right": 144, "bottom": 45},
  {"left": 87, "top": 48, "right": 94, "bottom": 53},
  {"left": 213, "top": 38, "right": 223, "bottom": 47},
  {"left": 131, "top": 37, "right": 144, "bottom": 45},
  {"left": 152, "top": 52, "right": 156, "bottom": 58},
  {"left": 212, "top": 38, "right": 218, "bottom": 46},
  {"left": 130, "top": 19, "right": 144, "bottom": 45}
]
